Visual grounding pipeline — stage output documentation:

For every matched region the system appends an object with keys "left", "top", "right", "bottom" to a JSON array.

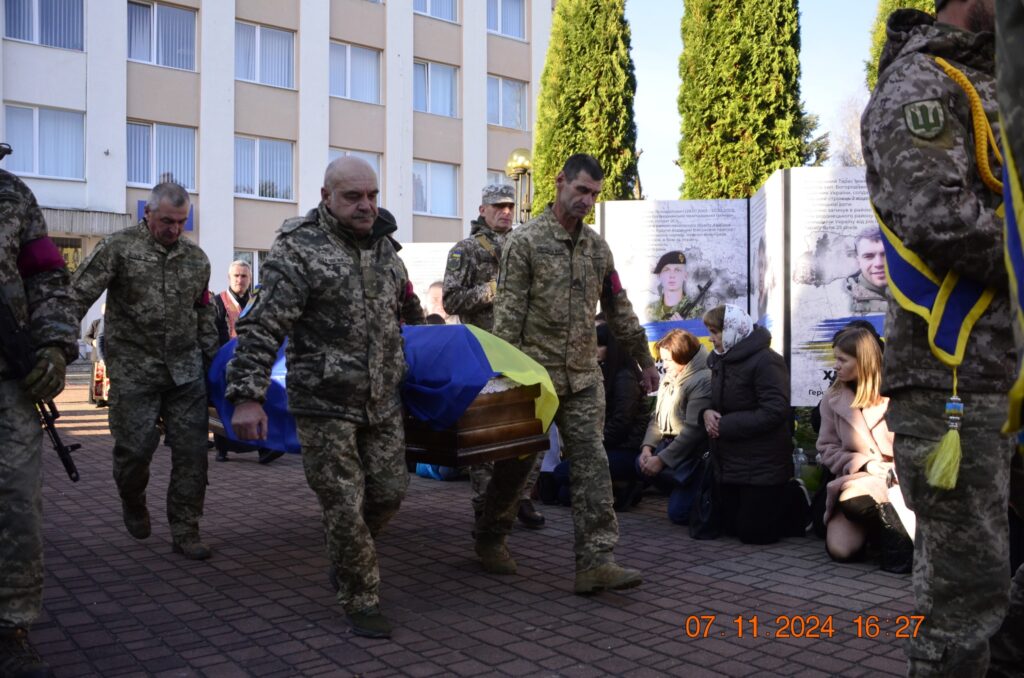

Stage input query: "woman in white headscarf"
[{"left": 702, "top": 304, "right": 797, "bottom": 544}]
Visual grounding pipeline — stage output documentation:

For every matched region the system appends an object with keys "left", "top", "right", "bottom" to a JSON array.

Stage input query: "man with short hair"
[
  {"left": 70, "top": 182, "right": 219, "bottom": 561},
  {"left": 843, "top": 228, "right": 888, "bottom": 314},
  {"left": 0, "top": 160, "right": 78, "bottom": 678},
  {"left": 480, "top": 153, "right": 659, "bottom": 594},
  {"left": 212, "top": 260, "right": 282, "bottom": 465},
  {"left": 443, "top": 183, "right": 545, "bottom": 528},
  {"left": 228, "top": 156, "right": 421, "bottom": 639},
  {"left": 862, "top": 0, "right": 1020, "bottom": 673}
]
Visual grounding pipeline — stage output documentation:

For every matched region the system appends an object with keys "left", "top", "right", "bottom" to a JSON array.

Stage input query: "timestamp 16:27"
[{"left": 683, "top": 614, "right": 925, "bottom": 639}]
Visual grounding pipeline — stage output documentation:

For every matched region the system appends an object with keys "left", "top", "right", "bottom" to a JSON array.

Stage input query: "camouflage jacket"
[
  {"left": 494, "top": 205, "right": 654, "bottom": 396},
  {"left": 862, "top": 10, "right": 1013, "bottom": 394},
  {"left": 843, "top": 272, "right": 887, "bottom": 314},
  {"left": 646, "top": 295, "right": 704, "bottom": 322},
  {"left": 0, "top": 169, "right": 78, "bottom": 378},
  {"left": 70, "top": 221, "right": 218, "bottom": 386},
  {"left": 442, "top": 217, "right": 507, "bottom": 331},
  {"left": 226, "top": 205, "right": 423, "bottom": 424}
]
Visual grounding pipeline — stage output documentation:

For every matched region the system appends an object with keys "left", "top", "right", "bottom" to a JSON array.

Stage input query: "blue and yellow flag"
[{"left": 1003, "top": 132, "right": 1024, "bottom": 433}]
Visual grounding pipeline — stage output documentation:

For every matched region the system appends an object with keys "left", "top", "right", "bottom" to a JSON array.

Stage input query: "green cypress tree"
[
  {"left": 677, "top": 0, "right": 804, "bottom": 200},
  {"left": 865, "top": 0, "right": 934, "bottom": 91},
  {"left": 531, "top": 0, "right": 638, "bottom": 213}
]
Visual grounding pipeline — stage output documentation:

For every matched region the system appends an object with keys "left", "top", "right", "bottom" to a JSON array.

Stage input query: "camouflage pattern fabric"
[
  {"left": 486, "top": 205, "right": 651, "bottom": 569},
  {"left": 0, "top": 381, "right": 43, "bottom": 628},
  {"left": 862, "top": 10, "right": 1013, "bottom": 396},
  {"left": 295, "top": 412, "right": 408, "bottom": 614},
  {"left": 476, "top": 385, "right": 616, "bottom": 569},
  {"left": 843, "top": 272, "right": 887, "bottom": 314},
  {"left": 863, "top": 9, "right": 1019, "bottom": 674},
  {"left": 442, "top": 218, "right": 505, "bottom": 331},
  {"left": 889, "top": 391, "right": 1012, "bottom": 676},
  {"left": 227, "top": 205, "right": 419, "bottom": 424},
  {"left": 108, "top": 377, "right": 208, "bottom": 541},
  {"left": 70, "top": 222, "right": 218, "bottom": 386},
  {"left": 645, "top": 295, "right": 704, "bottom": 322},
  {"left": 493, "top": 205, "right": 653, "bottom": 396},
  {"left": 0, "top": 170, "right": 76, "bottom": 629},
  {"left": 469, "top": 454, "right": 542, "bottom": 512}
]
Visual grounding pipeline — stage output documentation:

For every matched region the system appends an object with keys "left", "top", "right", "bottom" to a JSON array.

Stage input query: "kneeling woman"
[{"left": 817, "top": 326, "right": 914, "bottom": 573}]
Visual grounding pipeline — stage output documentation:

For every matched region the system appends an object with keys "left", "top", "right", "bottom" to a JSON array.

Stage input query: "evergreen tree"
[
  {"left": 865, "top": 0, "right": 933, "bottom": 91},
  {"left": 531, "top": 0, "right": 638, "bottom": 213},
  {"left": 677, "top": 0, "right": 804, "bottom": 200}
]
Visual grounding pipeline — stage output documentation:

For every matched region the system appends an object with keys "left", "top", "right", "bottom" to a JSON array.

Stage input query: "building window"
[
  {"left": 127, "top": 121, "right": 196, "bottom": 190},
  {"left": 4, "top": 0, "right": 84, "bottom": 50},
  {"left": 329, "top": 42, "right": 381, "bottom": 104},
  {"left": 487, "top": 0, "right": 525, "bottom": 39},
  {"left": 413, "top": 0, "right": 456, "bottom": 22},
  {"left": 235, "top": 22, "right": 294, "bottom": 89},
  {"left": 487, "top": 76, "right": 527, "bottom": 129},
  {"left": 234, "top": 136, "right": 294, "bottom": 201},
  {"left": 487, "top": 170, "right": 512, "bottom": 187},
  {"left": 413, "top": 61, "right": 457, "bottom": 117},
  {"left": 412, "top": 160, "right": 458, "bottom": 217},
  {"left": 328, "top": 148, "right": 382, "bottom": 203},
  {"left": 127, "top": 1, "right": 196, "bottom": 71},
  {"left": 4, "top": 104, "right": 84, "bottom": 179}
]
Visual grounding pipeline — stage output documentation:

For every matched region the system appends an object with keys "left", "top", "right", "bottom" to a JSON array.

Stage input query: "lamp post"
[{"left": 505, "top": 148, "right": 532, "bottom": 225}]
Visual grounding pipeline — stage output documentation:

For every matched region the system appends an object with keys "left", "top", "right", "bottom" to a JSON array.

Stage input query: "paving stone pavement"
[{"left": 33, "top": 384, "right": 915, "bottom": 677}]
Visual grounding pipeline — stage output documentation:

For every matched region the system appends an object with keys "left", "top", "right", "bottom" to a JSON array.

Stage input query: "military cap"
[
  {"left": 481, "top": 183, "right": 516, "bottom": 205},
  {"left": 653, "top": 250, "right": 687, "bottom": 273}
]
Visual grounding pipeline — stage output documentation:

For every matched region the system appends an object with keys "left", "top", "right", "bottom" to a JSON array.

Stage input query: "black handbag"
[{"left": 688, "top": 448, "right": 721, "bottom": 540}]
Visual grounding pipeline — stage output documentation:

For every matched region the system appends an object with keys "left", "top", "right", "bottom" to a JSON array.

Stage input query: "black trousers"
[{"left": 719, "top": 482, "right": 788, "bottom": 545}]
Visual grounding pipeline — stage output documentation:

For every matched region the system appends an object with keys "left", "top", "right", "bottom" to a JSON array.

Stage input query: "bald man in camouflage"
[{"left": 229, "top": 156, "right": 422, "bottom": 639}]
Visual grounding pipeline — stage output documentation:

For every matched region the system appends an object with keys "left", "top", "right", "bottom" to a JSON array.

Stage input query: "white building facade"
[{"left": 1, "top": 0, "right": 552, "bottom": 314}]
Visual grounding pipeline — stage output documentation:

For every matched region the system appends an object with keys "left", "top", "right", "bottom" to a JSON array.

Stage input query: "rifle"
[
  {"left": 679, "top": 278, "right": 714, "bottom": 319},
  {"left": 0, "top": 291, "right": 80, "bottom": 482}
]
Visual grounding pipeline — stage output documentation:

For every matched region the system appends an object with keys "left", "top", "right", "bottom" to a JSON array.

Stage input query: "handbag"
[{"left": 688, "top": 448, "right": 721, "bottom": 540}]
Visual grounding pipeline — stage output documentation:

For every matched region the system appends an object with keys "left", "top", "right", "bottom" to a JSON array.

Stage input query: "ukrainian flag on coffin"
[{"left": 207, "top": 325, "right": 558, "bottom": 454}]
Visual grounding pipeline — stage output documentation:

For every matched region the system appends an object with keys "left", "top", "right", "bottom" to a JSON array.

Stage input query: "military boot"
[
  {"left": 171, "top": 536, "right": 212, "bottom": 560},
  {"left": 574, "top": 562, "right": 643, "bottom": 595},
  {"left": 121, "top": 500, "right": 151, "bottom": 540},
  {"left": 0, "top": 627, "right": 53, "bottom": 678},
  {"left": 474, "top": 536, "right": 517, "bottom": 575},
  {"left": 347, "top": 606, "right": 392, "bottom": 639}
]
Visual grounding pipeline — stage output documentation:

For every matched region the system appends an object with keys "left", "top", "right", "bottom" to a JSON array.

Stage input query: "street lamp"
[{"left": 505, "top": 148, "right": 532, "bottom": 225}]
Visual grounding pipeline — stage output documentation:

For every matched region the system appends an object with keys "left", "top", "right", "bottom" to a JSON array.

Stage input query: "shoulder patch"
[
  {"left": 447, "top": 249, "right": 463, "bottom": 271},
  {"left": 902, "top": 99, "right": 946, "bottom": 140}
]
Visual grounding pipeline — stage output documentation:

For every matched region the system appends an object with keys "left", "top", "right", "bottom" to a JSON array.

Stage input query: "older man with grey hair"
[{"left": 70, "top": 181, "right": 219, "bottom": 560}]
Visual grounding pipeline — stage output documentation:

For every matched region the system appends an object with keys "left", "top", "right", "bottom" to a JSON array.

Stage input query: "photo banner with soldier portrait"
[
  {"left": 748, "top": 171, "right": 786, "bottom": 355},
  {"left": 788, "top": 167, "right": 887, "bottom": 406},
  {"left": 395, "top": 242, "right": 455, "bottom": 320},
  {"left": 601, "top": 199, "right": 749, "bottom": 350}
]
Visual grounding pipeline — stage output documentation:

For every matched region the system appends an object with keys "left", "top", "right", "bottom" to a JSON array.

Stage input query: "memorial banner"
[{"left": 748, "top": 171, "right": 786, "bottom": 354}]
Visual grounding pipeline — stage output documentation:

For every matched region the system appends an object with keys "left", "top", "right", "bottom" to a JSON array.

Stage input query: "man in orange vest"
[{"left": 213, "top": 260, "right": 282, "bottom": 465}]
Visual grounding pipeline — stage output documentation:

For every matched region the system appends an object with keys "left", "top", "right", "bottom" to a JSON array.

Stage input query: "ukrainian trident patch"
[{"left": 903, "top": 99, "right": 946, "bottom": 140}]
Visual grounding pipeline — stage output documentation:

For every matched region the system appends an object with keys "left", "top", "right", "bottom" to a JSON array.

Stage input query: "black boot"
[
  {"left": 0, "top": 628, "right": 53, "bottom": 678},
  {"left": 877, "top": 502, "right": 914, "bottom": 574}
]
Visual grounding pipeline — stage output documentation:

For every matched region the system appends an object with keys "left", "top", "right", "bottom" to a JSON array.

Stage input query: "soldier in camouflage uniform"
[
  {"left": 861, "top": 1, "right": 1021, "bottom": 673},
  {"left": 228, "top": 157, "right": 423, "bottom": 639},
  {"left": 70, "top": 182, "right": 219, "bottom": 561},
  {"left": 646, "top": 251, "right": 705, "bottom": 321},
  {"left": 992, "top": 2, "right": 1024, "bottom": 674},
  {"left": 0, "top": 163, "right": 80, "bottom": 677},
  {"left": 443, "top": 183, "right": 545, "bottom": 528},
  {"left": 477, "top": 154, "right": 660, "bottom": 594}
]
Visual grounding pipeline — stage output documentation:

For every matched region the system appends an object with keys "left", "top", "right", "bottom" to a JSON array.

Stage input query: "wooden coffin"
[{"left": 405, "top": 381, "right": 551, "bottom": 467}]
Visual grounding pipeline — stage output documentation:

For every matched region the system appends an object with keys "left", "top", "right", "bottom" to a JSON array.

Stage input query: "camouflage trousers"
[
  {"left": 469, "top": 453, "right": 542, "bottom": 512},
  {"left": 0, "top": 380, "right": 43, "bottom": 629},
  {"left": 476, "top": 384, "right": 618, "bottom": 570},
  {"left": 108, "top": 376, "right": 209, "bottom": 542},
  {"left": 889, "top": 389, "right": 1021, "bottom": 676},
  {"left": 295, "top": 411, "right": 409, "bottom": 614}
]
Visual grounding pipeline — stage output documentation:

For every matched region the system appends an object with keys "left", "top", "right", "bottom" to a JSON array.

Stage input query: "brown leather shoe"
[
  {"left": 121, "top": 502, "right": 151, "bottom": 540},
  {"left": 171, "top": 538, "right": 212, "bottom": 560},
  {"left": 474, "top": 536, "right": 517, "bottom": 575},
  {"left": 574, "top": 562, "right": 643, "bottom": 594}
]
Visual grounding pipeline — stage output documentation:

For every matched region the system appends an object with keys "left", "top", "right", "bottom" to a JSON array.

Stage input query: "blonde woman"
[{"left": 817, "top": 326, "right": 914, "bottom": 573}]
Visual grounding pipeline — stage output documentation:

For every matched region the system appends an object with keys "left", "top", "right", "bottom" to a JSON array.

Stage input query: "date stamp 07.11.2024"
[{"left": 683, "top": 614, "right": 925, "bottom": 640}]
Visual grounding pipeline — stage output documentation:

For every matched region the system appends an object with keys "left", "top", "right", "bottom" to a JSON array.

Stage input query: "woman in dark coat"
[{"left": 702, "top": 304, "right": 795, "bottom": 544}]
